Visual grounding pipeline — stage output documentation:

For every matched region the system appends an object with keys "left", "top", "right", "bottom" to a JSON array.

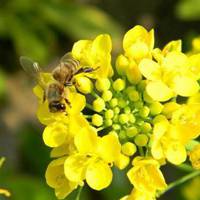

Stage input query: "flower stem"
[
  {"left": 176, "top": 163, "right": 194, "bottom": 172},
  {"left": 157, "top": 170, "right": 200, "bottom": 198},
  {"left": 75, "top": 186, "right": 83, "bottom": 200}
]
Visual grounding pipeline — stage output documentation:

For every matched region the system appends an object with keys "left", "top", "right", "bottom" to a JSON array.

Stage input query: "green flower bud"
[
  {"left": 143, "top": 90, "right": 154, "bottom": 103},
  {"left": 95, "top": 78, "right": 110, "bottom": 92},
  {"left": 105, "top": 119, "right": 113, "bottom": 127},
  {"left": 105, "top": 109, "right": 114, "bottom": 119},
  {"left": 110, "top": 98, "right": 118, "bottom": 108},
  {"left": 118, "top": 98, "right": 127, "bottom": 108},
  {"left": 113, "top": 78, "right": 126, "bottom": 92},
  {"left": 114, "top": 107, "right": 120, "bottom": 114},
  {"left": 119, "top": 130, "right": 126, "bottom": 140},
  {"left": 102, "top": 90, "right": 113, "bottom": 101},
  {"left": 113, "top": 124, "right": 121, "bottom": 130},
  {"left": 134, "top": 101, "right": 143, "bottom": 109},
  {"left": 149, "top": 101, "right": 163, "bottom": 116},
  {"left": 93, "top": 98, "right": 105, "bottom": 112},
  {"left": 141, "top": 122, "right": 152, "bottom": 133},
  {"left": 126, "top": 126, "right": 138, "bottom": 138},
  {"left": 134, "top": 134, "right": 149, "bottom": 146},
  {"left": 127, "top": 87, "right": 140, "bottom": 102},
  {"left": 119, "top": 114, "right": 129, "bottom": 124},
  {"left": 139, "top": 106, "right": 150, "bottom": 118},
  {"left": 116, "top": 54, "right": 129, "bottom": 75},
  {"left": 113, "top": 115, "right": 119, "bottom": 123},
  {"left": 153, "top": 115, "right": 168, "bottom": 124},
  {"left": 137, "top": 80, "right": 147, "bottom": 92},
  {"left": 122, "top": 142, "right": 137, "bottom": 156},
  {"left": 128, "top": 113, "right": 136, "bottom": 123},
  {"left": 92, "top": 114, "right": 103, "bottom": 126},
  {"left": 75, "top": 76, "right": 93, "bottom": 94},
  {"left": 124, "top": 106, "right": 131, "bottom": 114}
]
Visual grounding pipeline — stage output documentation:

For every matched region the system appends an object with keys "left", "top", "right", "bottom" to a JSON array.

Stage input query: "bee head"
[{"left": 49, "top": 101, "right": 66, "bottom": 113}]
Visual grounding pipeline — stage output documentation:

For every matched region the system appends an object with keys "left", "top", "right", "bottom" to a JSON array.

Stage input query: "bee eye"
[{"left": 60, "top": 104, "right": 66, "bottom": 109}]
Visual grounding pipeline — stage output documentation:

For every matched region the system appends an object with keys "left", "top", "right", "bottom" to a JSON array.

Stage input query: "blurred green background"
[{"left": 0, "top": 0, "right": 200, "bottom": 199}]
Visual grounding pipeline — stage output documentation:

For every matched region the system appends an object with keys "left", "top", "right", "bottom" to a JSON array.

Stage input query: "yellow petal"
[
  {"left": 189, "top": 54, "right": 200, "bottom": 80},
  {"left": 67, "top": 92, "right": 86, "bottom": 114},
  {"left": 123, "top": 25, "right": 154, "bottom": 51},
  {"left": 55, "top": 181, "right": 78, "bottom": 200},
  {"left": 72, "top": 40, "right": 91, "bottom": 61},
  {"left": 162, "top": 40, "right": 182, "bottom": 55},
  {"left": 91, "top": 34, "right": 112, "bottom": 56},
  {"left": 166, "top": 142, "right": 187, "bottom": 165},
  {"left": 114, "top": 153, "right": 130, "bottom": 170},
  {"left": 50, "top": 141, "right": 76, "bottom": 158},
  {"left": 37, "top": 101, "right": 68, "bottom": 125},
  {"left": 64, "top": 154, "right": 90, "bottom": 183},
  {"left": 45, "top": 157, "right": 66, "bottom": 188},
  {"left": 139, "top": 59, "right": 161, "bottom": 80},
  {"left": 151, "top": 140, "right": 165, "bottom": 160},
  {"left": 43, "top": 122, "right": 68, "bottom": 147},
  {"left": 163, "top": 52, "right": 189, "bottom": 71},
  {"left": 125, "top": 42, "right": 149, "bottom": 60},
  {"left": 68, "top": 113, "right": 89, "bottom": 135},
  {"left": 126, "top": 60, "right": 142, "bottom": 84},
  {"left": 146, "top": 81, "right": 174, "bottom": 101},
  {"left": 172, "top": 76, "right": 199, "bottom": 97},
  {"left": 86, "top": 160, "right": 112, "bottom": 190},
  {"left": 97, "top": 133, "right": 121, "bottom": 163},
  {"left": 74, "top": 127, "right": 98, "bottom": 154}
]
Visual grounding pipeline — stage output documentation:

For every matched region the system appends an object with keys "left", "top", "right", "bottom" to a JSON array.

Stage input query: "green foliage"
[
  {"left": 0, "top": 176, "right": 57, "bottom": 200},
  {"left": 175, "top": 0, "right": 200, "bottom": 20},
  {"left": 0, "top": 0, "right": 122, "bottom": 64}
]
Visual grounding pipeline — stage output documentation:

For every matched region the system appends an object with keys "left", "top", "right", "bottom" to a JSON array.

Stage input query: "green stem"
[
  {"left": 157, "top": 170, "right": 200, "bottom": 198},
  {"left": 176, "top": 163, "right": 194, "bottom": 172},
  {"left": 75, "top": 186, "right": 83, "bottom": 200},
  {"left": 138, "top": 146, "right": 144, "bottom": 156},
  {"left": 86, "top": 103, "right": 94, "bottom": 111},
  {"left": 91, "top": 91, "right": 100, "bottom": 98}
]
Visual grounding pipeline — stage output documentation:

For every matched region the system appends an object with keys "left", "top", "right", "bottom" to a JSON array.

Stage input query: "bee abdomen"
[{"left": 47, "top": 83, "right": 63, "bottom": 102}]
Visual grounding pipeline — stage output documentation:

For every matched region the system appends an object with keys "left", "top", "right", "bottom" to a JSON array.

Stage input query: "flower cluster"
[{"left": 33, "top": 25, "right": 200, "bottom": 199}]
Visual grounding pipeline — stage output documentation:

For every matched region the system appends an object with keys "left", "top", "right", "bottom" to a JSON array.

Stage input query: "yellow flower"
[
  {"left": 123, "top": 25, "right": 154, "bottom": 61},
  {"left": 139, "top": 52, "right": 199, "bottom": 101},
  {"left": 127, "top": 157, "right": 167, "bottom": 195},
  {"left": 152, "top": 40, "right": 182, "bottom": 62},
  {"left": 64, "top": 127, "right": 121, "bottom": 191},
  {"left": 189, "top": 144, "right": 200, "bottom": 169},
  {"left": 116, "top": 25, "right": 154, "bottom": 84},
  {"left": 120, "top": 188, "right": 155, "bottom": 200},
  {"left": 72, "top": 34, "right": 113, "bottom": 79},
  {"left": 151, "top": 120, "right": 187, "bottom": 165},
  {"left": 45, "top": 157, "right": 78, "bottom": 199},
  {"left": 171, "top": 104, "right": 200, "bottom": 144}
]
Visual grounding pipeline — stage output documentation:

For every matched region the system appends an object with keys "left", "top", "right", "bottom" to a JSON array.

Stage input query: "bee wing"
[
  {"left": 60, "top": 52, "right": 73, "bottom": 63},
  {"left": 60, "top": 52, "right": 80, "bottom": 67},
  {"left": 20, "top": 56, "right": 46, "bottom": 89}
]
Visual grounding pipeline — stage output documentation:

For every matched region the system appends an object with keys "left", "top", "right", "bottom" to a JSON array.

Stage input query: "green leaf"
[
  {"left": 40, "top": 2, "right": 123, "bottom": 49},
  {"left": 175, "top": 0, "right": 200, "bottom": 20}
]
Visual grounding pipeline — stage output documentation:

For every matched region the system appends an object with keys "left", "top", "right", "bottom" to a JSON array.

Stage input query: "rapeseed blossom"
[{"left": 32, "top": 25, "right": 200, "bottom": 199}]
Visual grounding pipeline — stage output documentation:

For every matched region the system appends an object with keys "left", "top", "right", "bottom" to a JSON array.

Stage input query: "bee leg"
[
  {"left": 65, "top": 98, "right": 72, "bottom": 108},
  {"left": 74, "top": 67, "right": 95, "bottom": 75},
  {"left": 43, "top": 93, "right": 46, "bottom": 103},
  {"left": 64, "top": 82, "right": 73, "bottom": 87}
]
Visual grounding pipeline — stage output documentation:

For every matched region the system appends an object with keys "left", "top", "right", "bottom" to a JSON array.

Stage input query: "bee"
[{"left": 20, "top": 53, "right": 95, "bottom": 113}]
